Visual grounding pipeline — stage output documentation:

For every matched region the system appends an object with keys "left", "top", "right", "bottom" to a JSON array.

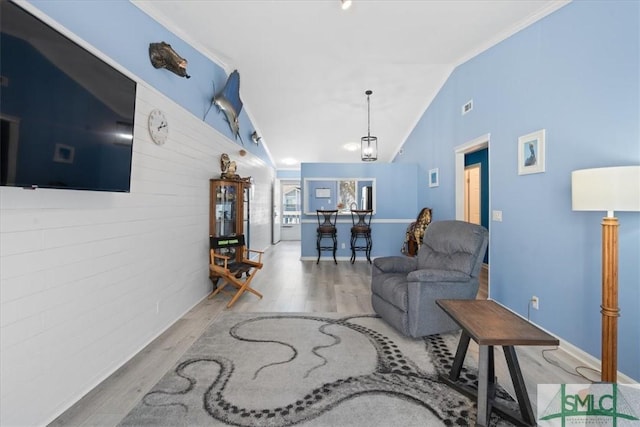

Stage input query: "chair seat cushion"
[
  {"left": 225, "top": 261, "right": 254, "bottom": 277},
  {"left": 371, "top": 273, "right": 408, "bottom": 311},
  {"left": 317, "top": 226, "right": 336, "bottom": 233}
]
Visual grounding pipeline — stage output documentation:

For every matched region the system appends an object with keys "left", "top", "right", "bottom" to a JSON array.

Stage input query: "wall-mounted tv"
[{"left": 0, "top": 0, "right": 137, "bottom": 192}]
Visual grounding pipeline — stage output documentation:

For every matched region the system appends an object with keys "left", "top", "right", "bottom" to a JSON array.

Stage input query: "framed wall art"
[
  {"left": 315, "top": 188, "right": 331, "bottom": 198},
  {"left": 429, "top": 168, "right": 439, "bottom": 187},
  {"left": 518, "top": 129, "right": 545, "bottom": 175},
  {"left": 53, "top": 144, "right": 75, "bottom": 164}
]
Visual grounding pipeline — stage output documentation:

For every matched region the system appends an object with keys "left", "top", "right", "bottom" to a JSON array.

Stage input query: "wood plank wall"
[{"left": 0, "top": 83, "right": 274, "bottom": 426}]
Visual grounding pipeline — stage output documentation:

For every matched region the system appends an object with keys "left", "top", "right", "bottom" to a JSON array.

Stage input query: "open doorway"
[
  {"left": 455, "top": 134, "right": 490, "bottom": 229},
  {"left": 455, "top": 135, "right": 490, "bottom": 295},
  {"left": 1, "top": 115, "right": 20, "bottom": 186},
  {"left": 280, "top": 180, "right": 301, "bottom": 240},
  {"left": 464, "top": 148, "right": 489, "bottom": 264}
]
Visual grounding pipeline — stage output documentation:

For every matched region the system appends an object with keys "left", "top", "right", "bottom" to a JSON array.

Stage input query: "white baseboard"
[
  {"left": 488, "top": 299, "right": 637, "bottom": 384},
  {"left": 556, "top": 336, "right": 637, "bottom": 384},
  {"left": 300, "top": 256, "right": 372, "bottom": 262}
]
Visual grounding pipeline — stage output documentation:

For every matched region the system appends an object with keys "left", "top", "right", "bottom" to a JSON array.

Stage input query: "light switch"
[{"left": 492, "top": 210, "right": 503, "bottom": 222}]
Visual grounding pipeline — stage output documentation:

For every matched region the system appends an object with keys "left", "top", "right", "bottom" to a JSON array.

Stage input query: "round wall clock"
[{"left": 148, "top": 109, "right": 168, "bottom": 145}]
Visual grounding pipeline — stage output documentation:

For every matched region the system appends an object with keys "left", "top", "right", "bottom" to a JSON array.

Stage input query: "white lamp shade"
[{"left": 572, "top": 166, "right": 640, "bottom": 212}]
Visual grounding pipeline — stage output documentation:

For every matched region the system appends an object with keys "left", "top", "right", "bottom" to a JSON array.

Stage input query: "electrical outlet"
[
  {"left": 531, "top": 296, "right": 539, "bottom": 310},
  {"left": 341, "top": 243, "right": 346, "bottom": 249}
]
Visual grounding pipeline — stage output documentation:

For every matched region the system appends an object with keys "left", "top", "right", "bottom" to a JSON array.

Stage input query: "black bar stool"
[
  {"left": 350, "top": 209, "right": 372, "bottom": 263},
  {"left": 316, "top": 210, "right": 338, "bottom": 264}
]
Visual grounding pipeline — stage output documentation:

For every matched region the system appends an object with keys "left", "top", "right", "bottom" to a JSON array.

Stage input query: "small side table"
[{"left": 436, "top": 299, "right": 559, "bottom": 427}]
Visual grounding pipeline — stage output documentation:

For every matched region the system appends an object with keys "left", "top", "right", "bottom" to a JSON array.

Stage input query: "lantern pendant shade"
[
  {"left": 361, "top": 135, "right": 377, "bottom": 162},
  {"left": 361, "top": 90, "right": 378, "bottom": 161}
]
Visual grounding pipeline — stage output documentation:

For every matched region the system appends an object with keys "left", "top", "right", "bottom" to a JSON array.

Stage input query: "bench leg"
[
  {"left": 449, "top": 331, "right": 471, "bottom": 381},
  {"left": 503, "top": 345, "right": 535, "bottom": 425},
  {"left": 476, "top": 345, "right": 491, "bottom": 426}
]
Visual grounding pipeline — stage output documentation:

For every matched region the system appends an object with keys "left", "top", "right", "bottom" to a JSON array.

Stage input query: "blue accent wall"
[
  {"left": 29, "top": 0, "right": 273, "bottom": 167},
  {"left": 277, "top": 170, "right": 301, "bottom": 180},
  {"left": 396, "top": 1, "right": 640, "bottom": 380}
]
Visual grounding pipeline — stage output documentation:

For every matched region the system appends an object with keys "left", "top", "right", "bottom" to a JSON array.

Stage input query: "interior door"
[{"left": 464, "top": 164, "right": 481, "bottom": 225}]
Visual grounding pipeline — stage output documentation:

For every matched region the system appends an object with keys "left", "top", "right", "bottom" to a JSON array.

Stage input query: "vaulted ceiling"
[{"left": 133, "top": 0, "right": 569, "bottom": 168}]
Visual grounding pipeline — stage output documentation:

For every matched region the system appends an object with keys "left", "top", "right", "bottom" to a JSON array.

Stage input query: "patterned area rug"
[{"left": 119, "top": 313, "right": 517, "bottom": 426}]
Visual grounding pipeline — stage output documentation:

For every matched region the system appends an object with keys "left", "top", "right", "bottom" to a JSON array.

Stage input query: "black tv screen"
[{"left": 0, "top": 0, "right": 136, "bottom": 192}]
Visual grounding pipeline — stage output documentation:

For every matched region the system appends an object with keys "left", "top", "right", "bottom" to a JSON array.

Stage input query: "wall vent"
[{"left": 462, "top": 100, "right": 473, "bottom": 115}]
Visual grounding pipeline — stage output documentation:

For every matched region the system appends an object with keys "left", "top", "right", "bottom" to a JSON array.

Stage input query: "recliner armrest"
[
  {"left": 373, "top": 256, "right": 418, "bottom": 274},
  {"left": 407, "top": 269, "right": 471, "bottom": 283}
]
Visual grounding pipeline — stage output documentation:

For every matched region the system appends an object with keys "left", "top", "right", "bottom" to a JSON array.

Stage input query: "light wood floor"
[{"left": 50, "top": 241, "right": 596, "bottom": 426}]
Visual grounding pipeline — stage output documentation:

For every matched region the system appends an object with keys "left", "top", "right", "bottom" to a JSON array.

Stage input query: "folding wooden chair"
[{"left": 208, "top": 235, "right": 264, "bottom": 308}]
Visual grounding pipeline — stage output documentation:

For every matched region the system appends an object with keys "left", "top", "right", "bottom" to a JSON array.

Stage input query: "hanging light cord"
[{"left": 366, "top": 90, "right": 372, "bottom": 139}]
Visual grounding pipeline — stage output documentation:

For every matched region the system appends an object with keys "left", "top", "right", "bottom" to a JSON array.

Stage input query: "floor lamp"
[{"left": 571, "top": 165, "right": 640, "bottom": 383}]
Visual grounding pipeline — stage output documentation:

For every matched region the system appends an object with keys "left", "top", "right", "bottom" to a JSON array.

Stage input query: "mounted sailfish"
[{"left": 205, "top": 70, "right": 244, "bottom": 145}]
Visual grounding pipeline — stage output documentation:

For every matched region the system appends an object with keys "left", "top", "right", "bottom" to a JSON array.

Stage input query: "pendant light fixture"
[{"left": 361, "top": 90, "right": 378, "bottom": 162}]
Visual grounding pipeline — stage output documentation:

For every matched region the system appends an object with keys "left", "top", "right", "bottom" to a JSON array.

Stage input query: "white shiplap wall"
[{"left": 0, "top": 83, "right": 274, "bottom": 426}]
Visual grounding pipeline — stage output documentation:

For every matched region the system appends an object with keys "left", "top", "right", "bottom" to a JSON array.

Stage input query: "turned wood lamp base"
[{"left": 600, "top": 216, "right": 619, "bottom": 383}]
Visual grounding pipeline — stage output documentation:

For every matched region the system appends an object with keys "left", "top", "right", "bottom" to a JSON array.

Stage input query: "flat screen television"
[{"left": 0, "top": 0, "right": 137, "bottom": 192}]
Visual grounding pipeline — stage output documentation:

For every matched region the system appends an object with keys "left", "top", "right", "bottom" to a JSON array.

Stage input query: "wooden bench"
[{"left": 436, "top": 299, "right": 559, "bottom": 426}]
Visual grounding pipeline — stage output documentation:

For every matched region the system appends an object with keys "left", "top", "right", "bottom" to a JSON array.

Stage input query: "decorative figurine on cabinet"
[
  {"left": 220, "top": 153, "right": 239, "bottom": 180},
  {"left": 219, "top": 153, "right": 251, "bottom": 182}
]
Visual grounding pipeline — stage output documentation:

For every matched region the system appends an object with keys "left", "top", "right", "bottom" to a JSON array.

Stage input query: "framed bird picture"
[{"left": 518, "top": 129, "right": 546, "bottom": 175}]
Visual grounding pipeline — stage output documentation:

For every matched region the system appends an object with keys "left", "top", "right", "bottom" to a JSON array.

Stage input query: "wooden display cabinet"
[{"left": 209, "top": 179, "right": 251, "bottom": 262}]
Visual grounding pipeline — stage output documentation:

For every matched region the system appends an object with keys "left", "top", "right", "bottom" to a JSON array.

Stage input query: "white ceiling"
[{"left": 133, "top": 0, "right": 569, "bottom": 168}]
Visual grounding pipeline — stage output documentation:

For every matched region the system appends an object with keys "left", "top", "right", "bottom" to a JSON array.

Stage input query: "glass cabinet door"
[
  {"left": 210, "top": 179, "right": 250, "bottom": 264},
  {"left": 214, "top": 183, "right": 237, "bottom": 237},
  {"left": 243, "top": 185, "right": 250, "bottom": 247}
]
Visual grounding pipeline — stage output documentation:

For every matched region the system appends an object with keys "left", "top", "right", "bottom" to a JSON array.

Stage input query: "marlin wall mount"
[{"left": 204, "top": 70, "right": 243, "bottom": 144}]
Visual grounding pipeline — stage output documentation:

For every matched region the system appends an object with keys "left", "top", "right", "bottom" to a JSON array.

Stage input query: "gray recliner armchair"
[{"left": 371, "top": 220, "right": 488, "bottom": 338}]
